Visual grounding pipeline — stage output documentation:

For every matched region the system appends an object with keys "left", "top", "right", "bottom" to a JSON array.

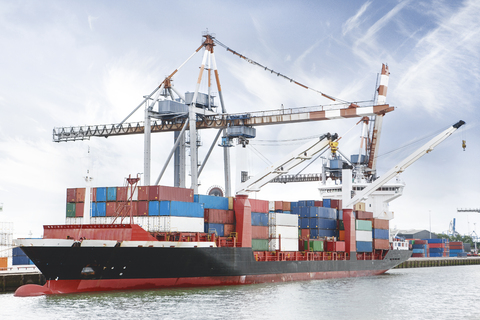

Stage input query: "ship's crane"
[
  {"left": 343, "top": 120, "right": 466, "bottom": 208},
  {"left": 52, "top": 32, "right": 394, "bottom": 196}
]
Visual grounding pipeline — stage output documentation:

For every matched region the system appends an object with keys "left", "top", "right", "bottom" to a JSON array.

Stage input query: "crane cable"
[{"left": 214, "top": 39, "right": 350, "bottom": 104}]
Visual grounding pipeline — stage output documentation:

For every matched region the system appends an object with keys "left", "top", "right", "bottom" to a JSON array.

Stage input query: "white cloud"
[{"left": 342, "top": 1, "right": 371, "bottom": 36}]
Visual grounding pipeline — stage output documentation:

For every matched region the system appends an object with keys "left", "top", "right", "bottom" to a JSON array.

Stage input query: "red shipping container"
[
  {"left": 66, "top": 188, "right": 76, "bottom": 203},
  {"left": 450, "top": 241, "right": 463, "bottom": 246},
  {"left": 314, "top": 201, "right": 323, "bottom": 207},
  {"left": 248, "top": 199, "right": 269, "bottom": 213},
  {"left": 126, "top": 202, "right": 138, "bottom": 216},
  {"left": 370, "top": 218, "right": 389, "bottom": 230},
  {"left": 274, "top": 201, "right": 283, "bottom": 211},
  {"left": 75, "top": 188, "right": 86, "bottom": 203},
  {"left": 356, "top": 211, "right": 374, "bottom": 219},
  {"left": 412, "top": 253, "right": 425, "bottom": 258},
  {"left": 414, "top": 239, "right": 428, "bottom": 244},
  {"left": 224, "top": 224, "right": 235, "bottom": 237},
  {"left": 75, "top": 203, "right": 84, "bottom": 217},
  {"left": 147, "top": 185, "right": 194, "bottom": 202},
  {"left": 137, "top": 201, "right": 149, "bottom": 216},
  {"left": 428, "top": 243, "right": 445, "bottom": 249},
  {"left": 330, "top": 199, "right": 342, "bottom": 209},
  {"left": 138, "top": 186, "right": 149, "bottom": 201},
  {"left": 117, "top": 187, "right": 128, "bottom": 202},
  {"left": 373, "top": 239, "right": 389, "bottom": 250},
  {"left": 251, "top": 226, "right": 268, "bottom": 239},
  {"left": 282, "top": 202, "right": 291, "bottom": 211},
  {"left": 301, "top": 228, "right": 310, "bottom": 239},
  {"left": 204, "top": 209, "right": 235, "bottom": 224},
  {"left": 106, "top": 202, "right": 117, "bottom": 217},
  {"left": 326, "top": 241, "right": 345, "bottom": 252}
]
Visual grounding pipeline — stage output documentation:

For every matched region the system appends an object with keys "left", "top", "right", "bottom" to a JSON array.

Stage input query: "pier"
[
  {"left": 0, "top": 266, "right": 45, "bottom": 293},
  {"left": 395, "top": 256, "right": 480, "bottom": 268}
]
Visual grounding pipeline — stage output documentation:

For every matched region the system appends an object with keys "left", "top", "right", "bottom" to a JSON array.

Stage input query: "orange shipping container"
[
  {"left": 373, "top": 239, "right": 389, "bottom": 250},
  {"left": 224, "top": 224, "right": 235, "bottom": 237},
  {"left": 282, "top": 201, "right": 291, "bottom": 211},
  {"left": 0, "top": 257, "right": 7, "bottom": 270},
  {"left": 274, "top": 201, "right": 283, "bottom": 211},
  {"left": 75, "top": 188, "right": 86, "bottom": 203},
  {"left": 370, "top": 218, "right": 389, "bottom": 230},
  {"left": 339, "top": 230, "right": 345, "bottom": 241}
]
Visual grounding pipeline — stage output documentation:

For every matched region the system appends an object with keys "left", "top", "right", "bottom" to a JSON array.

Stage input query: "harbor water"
[{"left": 1, "top": 265, "right": 479, "bottom": 319}]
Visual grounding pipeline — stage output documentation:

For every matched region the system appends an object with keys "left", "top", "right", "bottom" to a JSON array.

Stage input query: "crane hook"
[{"left": 462, "top": 140, "right": 466, "bottom": 151}]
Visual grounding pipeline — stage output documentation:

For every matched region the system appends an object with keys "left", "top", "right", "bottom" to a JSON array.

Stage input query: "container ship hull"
[{"left": 15, "top": 243, "right": 411, "bottom": 296}]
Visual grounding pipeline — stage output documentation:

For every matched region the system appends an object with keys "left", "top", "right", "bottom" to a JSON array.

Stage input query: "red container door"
[
  {"left": 148, "top": 186, "right": 160, "bottom": 201},
  {"left": 137, "top": 201, "right": 149, "bottom": 216},
  {"left": 75, "top": 203, "right": 84, "bottom": 217},
  {"left": 75, "top": 188, "right": 86, "bottom": 203},
  {"left": 66, "top": 188, "right": 76, "bottom": 203},
  {"left": 117, "top": 187, "right": 128, "bottom": 202},
  {"left": 138, "top": 187, "right": 149, "bottom": 201},
  {"left": 106, "top": 202, "right": 117, "bottom": 216}
]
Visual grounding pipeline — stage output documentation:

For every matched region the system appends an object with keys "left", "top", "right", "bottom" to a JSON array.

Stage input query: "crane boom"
[
  {"left": 236, "top": 133, "right": 336, "bottom": 195},
  {"left": 345, "top": 120, "right": 465, "bottom": 208},
  {"left": 53, "top": 104, "right": 393, "bottom": 142}
]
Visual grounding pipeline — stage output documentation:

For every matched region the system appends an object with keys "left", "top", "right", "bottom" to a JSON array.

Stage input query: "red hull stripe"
[{"left": 15, "top": 269, "right": 388, "bottom": 296}]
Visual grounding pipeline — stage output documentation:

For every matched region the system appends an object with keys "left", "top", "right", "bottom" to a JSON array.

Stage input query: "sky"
[{"left": 0, "top": 0, "right": 479, "bottom": 238}]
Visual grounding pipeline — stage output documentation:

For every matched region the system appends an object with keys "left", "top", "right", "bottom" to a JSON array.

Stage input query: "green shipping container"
[
  {"left": 339, "top": 220, "right": 344, "bottom": 230},
  {"left": 356, "top": 220, "right": 372, "bottom": 231},
  {"left": 305, "top": 240, "right": 324, "bottom": 252},
  {"left": 66, "top": 203, "right": 76, "bottom": 217},
  {"left": 252, "top": 239, "right": 269, "bottom": 251}
]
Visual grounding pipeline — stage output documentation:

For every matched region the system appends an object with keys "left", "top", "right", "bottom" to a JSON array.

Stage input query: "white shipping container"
[
  {"left": 269, "top": 225, "right": 298, "bottom": 239},
  {"left": 356, "top": 230, "right": 373, "bottom": 242},
  {"left": 163, "top": 216, "right": 204, "bottom": 233},
  {"left": 148, "top": 216, "right": 162, "bottom": 232},
  {"left": 269, "top": 238, "right": 299, "bottom": 251},
  {"left": 66, "top": 217, "right": 83, "bottom": 225},
  {"left": 268, "top": 201, "right": 275, "bottom": 212},
  {"left": 268, "top": 213, "right": 297, "bottom": 227}
]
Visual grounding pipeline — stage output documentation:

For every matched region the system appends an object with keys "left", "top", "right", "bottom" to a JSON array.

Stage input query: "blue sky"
[{"left": 0, "top": 0, "right": 479, "bottom": 238}]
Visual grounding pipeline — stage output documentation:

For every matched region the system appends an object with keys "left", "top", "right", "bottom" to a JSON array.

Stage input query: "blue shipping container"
[
  {"left": 429, "top": 252, "right": 443, "bottom": 257},
  {"left": 337, "top": 210, "right": 343, "bottom": 220},
  {"left": 13, "top": 247, "right": 26, "bottom": 256},
  {"left": 413, "top": 249, "right": 426, "bottom": 254},
  {"left": 251, "top": 212, "right": 268, "bottom": 226},
  {"left": 429, "top": 248, "right": 444, "bottom": 253},
  {"left": 310, "top": 228, "right": 336, "bottom": 238},
  {"left": 424, "top": 238, "right": 447, "bottom": 244},
  {"left": 309, "top": 218, "right": 337, "bottom": 230},
  {"left": 290, "top": 202, "right": 298, "bottom": 208},
  {"left": 13, "top": 255, "right": 32, "bottom": 265},
  {"left": 292, "top": 207, "right": 301, "bottom": 216},
  {"left": 301, "top": 218, "right": 310, "bottom": 229},
  {"left": 194, "top": 194, "right": 229, "bottom": 210},
  {"left": 205, "top": 223, "right": 224, "bottom": 236},
  {"left": 298, "top": 200, "right": 314, "bottom": 207},
  {"left": 412, "top": 244, "right": 428, "bottom": 250},
  {"left": 96, "top": 187, "right": 107, "bottom": 202},
  {"left": 96, "top": 202, "right": 106, "bottom": 217},
  {"left": 318, "top": 207, "right": 336, "bottom": 219},
  {"left": 449, "top": 249, "right": 463, "bottom": 254},
  {"left": 356, "top": 241, "right": 373, "bottom": 252},
  {"left": 149, "top": 201, "right": 160, "bottom": 216},
  {"left": 160, "top": 201, "right": 204, "bottom": 217},
  {"left": 107, "top": 187, "right": 117, "bottom": 201},
  {"left": 373, "top": 228, "right": 389, "bottom": 240},
  {"left": 323, "top": 199, "right": 331, "bottom": 208}
]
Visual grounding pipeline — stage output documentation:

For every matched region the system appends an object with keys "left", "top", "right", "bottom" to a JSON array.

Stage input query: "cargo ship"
[{"left": 13, "top": 34, "right": 465, "bottom": 296}]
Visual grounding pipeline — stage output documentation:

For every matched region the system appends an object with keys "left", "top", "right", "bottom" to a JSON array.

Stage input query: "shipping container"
[
  {"left": 95, "top": 202, "right": 106, "bottom": 217},
  {"left": 224, "top": 224, "right": 235, "bottom": 237},
  {"left": 248, "top": 199, "right": 269, "bottom": 213},
  {"left": 330, "top": 199, "right": 342, "bottom": 209},
  {"left": 372, "top": 228, "right": 389, "bottom": 240},
  {"left": 282, "top": 202, "right": 291, "bottom": 212},
  {"left": 290, "top": 202, "right": 298, "bottom": 208},
  {"left": 274, "top": 201, "right": 283, "bottom": 212},
  {"left": 160, "top": 201, "right": 204, "bottom": 217},
  {"left": 194, "top": 195, "right": 229, "bottom": 210},
  {"left": 314, "top": 201, "right": 323, "bottom": 207},
  {"left": 269, "top": 238, "right": 299, "bottom": 251},
  {"left": 137, "top": 201, "right": 149, "bottom": 216},
  {"left": 310, "top": 228, "right": 336, "bottom": 239},
  {"left": 298, "top": 200, "right": 315, "bottom": 207},
  {"left": 370, "top": 218, "right": 389, "bottom": 230},
  {"left": 138, "top": 186, "right": 149, "bottom": 201},
  {"left": 306, "top": 239, "right": 324, "bottom": 252},
  {"left": 66, "top": 203, "right": 75, "bottom": 218},
  {"left": 309, "top": 217, "right": 337, "bottom": 230},
  {"left": 228, "top": 197, "right": 234, "bottom": 210},
  {"left": 148, "top": 185, "right": 194, "bottom": 202},
  {"left": 148, "top": 201, "right": 160, "bottom": 216},
  {"left": 355, "top": 220, "right": 372, "bottom": 231},
  {"left": 356, "top": 241, "right": 373, "bottom": 252},
  {"left": 300, "top": 228, "right": 310, "bottom": 239},
  {"left": 300, "top": 218, "right": 310, "bottom": 229},
  {"left": 251, "top": 212, "right": 268, "bottom": 226},
  {"left": 116, "top": 187, "right": 128, "bottom": 202},
  {"left": 0, "top": 257, "right": 7, "bottom": 269},
  {"left": 204, "top": 209, "right": 235, "bottom": 224},
  {"left": 252, "top": 239, "right": 269, "bottom": 251},
  {"left": 356, "top": 230, "right": 373, "bottom": 242},
  {"left": 67, "top": 188, "right": 77, "bottom": 203},
  {"left": 268, "top": 212, "right": 297, "bottom": 227},
  {"left": 270, "top": 226, "right": 298, "bottom": 239},
  {"left": 356, "top": 211, "right": 373, "bottom": 219},
  {"left": 373, "top": 239, "right": 389, "bottom": 250},
  {"left": 322, "top": 199, "right": 331, "bottom": 208},
  {"left": 75, "top": 188, "right": 86, "bottom": 203},
  {"left": 96, "top": 187, "right": 107, "bottom": 202},
  {"left": 106, "top": 187, "right": 117, "bottom": 201},
  {"left": 354, "top": 202, "right": 366, "bottom": 211},
  {"left": 339, "top": 230, "right": 345, "bottom": 241},
  {"left": 326, "top": 241, "right": 345, "bottom": 252},
  {"left": 162, "top": 216, "right": 204, "bottom": 233},
  {"left": 268, "top": 201, "right": 275, "bottom": 212},
  {"left": 205, "top": 223, "right": 224, "bottom": 236},
  {"left": 75, "top": 202, "right": 84, "bottom": 218},
  {"left": 252, "top": 226, "right": 269, "bottom": 239}
]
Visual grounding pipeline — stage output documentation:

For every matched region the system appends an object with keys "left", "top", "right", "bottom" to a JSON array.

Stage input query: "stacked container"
[
  {"left": 250, "top": 199, "right": 269, "bottom": 251},
  {"left": 449, "top": 241, "right": 465, "bottom": 257},
  {"left": 412, "top": 240, "right": 429, "bottom": 257},
  {"left": 355, "top": 219, "right": 373, "bottom": 252},
  {"left": 296, "top": 201, "right": 337, "bottom": 239},
  {"left": 425, "top": 238, "right": 449, "bottom": 257},
  {"left": 268, "top": 212, "right": 299, "bottom": 251},
  {"left": 371, "top": 218, "right": 389, "bottom": 250}
]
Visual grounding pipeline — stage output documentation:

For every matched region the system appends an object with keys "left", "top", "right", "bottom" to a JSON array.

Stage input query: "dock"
[
  {"left": 0, "top": 266, "right": 45, "bottom": 293},
  {"left": 395, "top": 256, "right": 480, "bottom": 268}
]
